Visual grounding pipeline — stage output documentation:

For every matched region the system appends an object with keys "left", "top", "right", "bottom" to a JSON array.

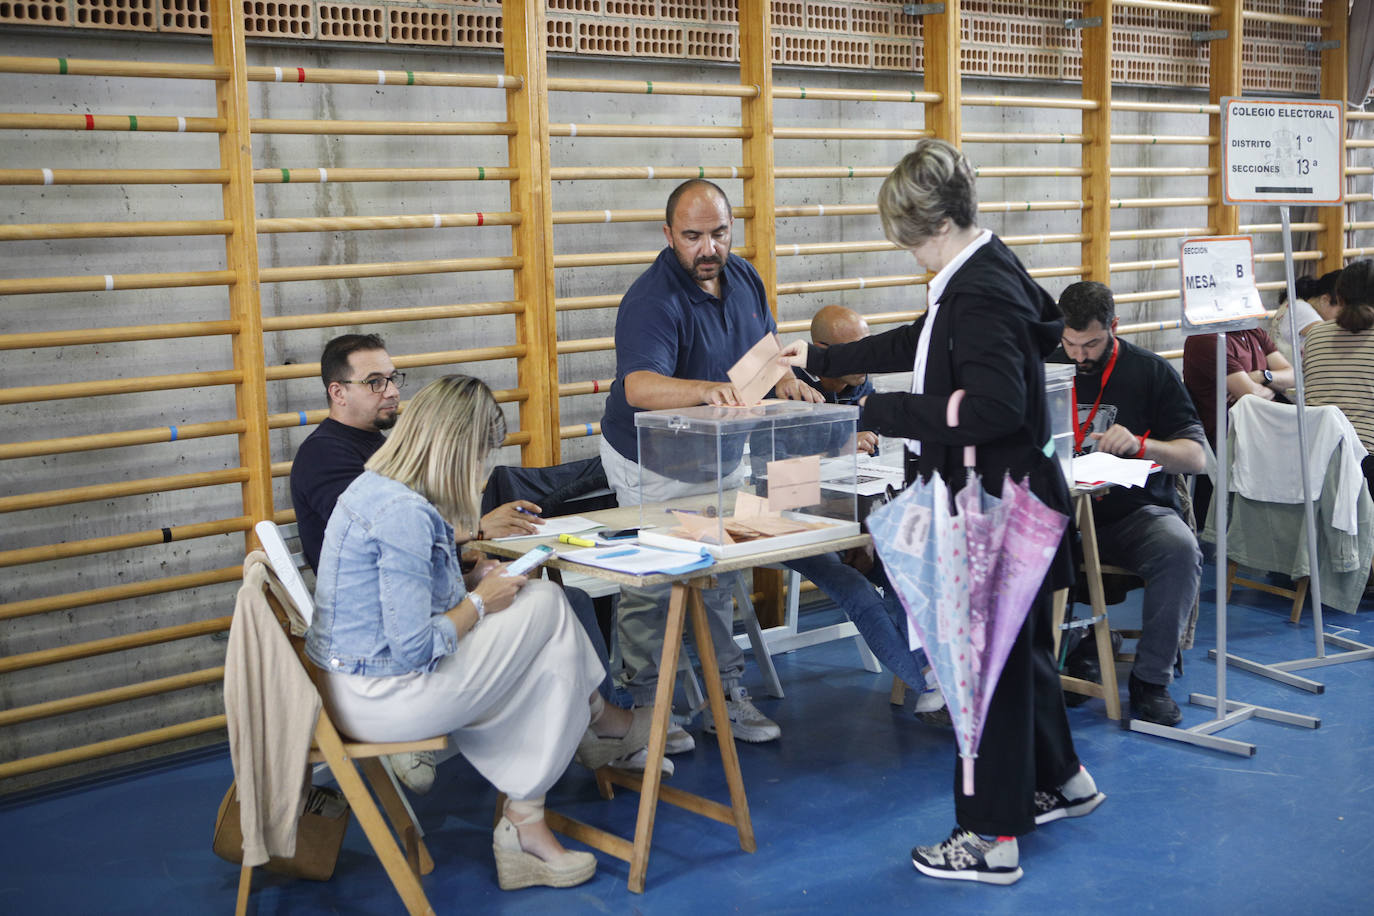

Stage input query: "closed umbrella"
[{"left": 869, "top": 453, "right": 1068, "bottom": 795}]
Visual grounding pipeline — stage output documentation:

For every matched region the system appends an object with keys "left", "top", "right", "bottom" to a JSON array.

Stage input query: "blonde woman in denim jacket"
[{"left": 308, "top": 375, "right": 652, "bottom": 890}]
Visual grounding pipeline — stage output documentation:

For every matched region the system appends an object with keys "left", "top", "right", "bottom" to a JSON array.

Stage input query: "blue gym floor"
[{"left": 3, "top": 564, "right": 1372, "bottom": 915}]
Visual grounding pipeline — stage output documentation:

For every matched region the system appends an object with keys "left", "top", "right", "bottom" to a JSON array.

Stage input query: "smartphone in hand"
[{"left": 501, "top": 544, "right": 555, "bottom": 577}]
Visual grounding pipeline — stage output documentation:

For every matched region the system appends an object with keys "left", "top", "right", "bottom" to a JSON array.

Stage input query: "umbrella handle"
[
  {"left": 962, "top": 755, "right": 976, "bottom": 796},
  {"left": 946, "top": 389, "right": 976, "bottom": 470}
]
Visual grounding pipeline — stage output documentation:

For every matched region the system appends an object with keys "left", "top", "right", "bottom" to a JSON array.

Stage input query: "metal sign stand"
[
  {"left": 1207, "top": 206, "right": 1374, "bottom": 690},
  {"left": 1129, "top": 236, "right": 1316, "bottom": 755}
]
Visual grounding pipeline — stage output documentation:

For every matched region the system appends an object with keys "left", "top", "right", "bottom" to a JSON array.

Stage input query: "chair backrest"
[{"left": 254, "top": 520, "right": 317, "bottom": 626}]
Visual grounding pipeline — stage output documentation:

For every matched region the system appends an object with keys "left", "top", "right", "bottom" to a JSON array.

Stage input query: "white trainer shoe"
[
  {"left": 704, "top": 686, "right": 781, "bottom": 743},
  {"left": 387, "top": 749, "right": 436, "bottom": 795}
]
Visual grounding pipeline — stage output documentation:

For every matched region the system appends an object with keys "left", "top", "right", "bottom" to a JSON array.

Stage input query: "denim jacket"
[{"left": 306, "top": 470, "right": 463, "bottom": 676}]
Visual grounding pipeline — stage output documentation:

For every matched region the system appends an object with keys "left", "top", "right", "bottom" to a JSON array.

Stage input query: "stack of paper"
[{"left": 1073, "top": 452, "right": 1159, "bottom": 488}]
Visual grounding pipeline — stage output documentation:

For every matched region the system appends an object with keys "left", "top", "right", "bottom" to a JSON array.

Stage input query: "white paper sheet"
[
  {"left": 1072, "top": 452, "right": 1158, "bottom": 488},
  {"left": 490, "top": 515, "right": 604, "bottom": 540}
]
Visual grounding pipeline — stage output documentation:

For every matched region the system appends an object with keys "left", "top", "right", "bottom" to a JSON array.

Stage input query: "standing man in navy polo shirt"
[{"left": 599, "top": 179, "right": 822, "bottom": 752}]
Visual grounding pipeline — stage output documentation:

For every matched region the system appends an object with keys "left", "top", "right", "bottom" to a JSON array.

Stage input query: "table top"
[{"left": 472, "top": 505, "right": 871, "bottom": 588}]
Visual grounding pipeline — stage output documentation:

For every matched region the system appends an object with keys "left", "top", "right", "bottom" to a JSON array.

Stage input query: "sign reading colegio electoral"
[{"left": 1221, "top": 97, "right": 1344, "bottom": 206}]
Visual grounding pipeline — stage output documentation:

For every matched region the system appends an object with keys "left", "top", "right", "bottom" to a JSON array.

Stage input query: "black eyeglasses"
[{"left": 337, "top": 372, "right": 406, "bottom": 394}]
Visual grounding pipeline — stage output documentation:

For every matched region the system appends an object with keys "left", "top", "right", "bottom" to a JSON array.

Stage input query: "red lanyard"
[{"left": 1071, "top": 338, "right": 1119, "bottom": 454}]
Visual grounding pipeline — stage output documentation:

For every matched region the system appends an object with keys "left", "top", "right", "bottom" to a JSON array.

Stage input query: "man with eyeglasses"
[
  {"left": 291, "top": 334, "right": 541, "bottom": 573},
  {"left": 289, "top": 333, "right": 620, "bottom": 794},
  {"left": 290, "top": 333, "right": 407, "bottom": 573}
]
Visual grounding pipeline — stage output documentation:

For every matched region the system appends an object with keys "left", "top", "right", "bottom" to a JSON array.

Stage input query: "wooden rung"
[
  {"left": 308, "top": 734, "right": 447, "bottom": 762},
  {"left": 251, "top": 117, "right": 515, "bottom": 136},
  {"left": 1059, "top": 674, "right": 1110, "bottom": 700},
  {"left": 1230, "top": 575, "right": 1300, "bottom": 601},
  {"left": 255, "top": 166, "right": 519, "bottom": 184},
  {"left": 0, "top": 566, "right": 241, "bottom": 622},
  {"left": 543, "top": 810, "right": 635, "bottom": 863},
  {"left": 0, "top": 368, "right": 243, "bottom": 407},
  {"left": 602, "top": 770, "right": 738, "bottom": 827},
  {"left": 0, "top": 55, "right": 227, "bottom": 80}
]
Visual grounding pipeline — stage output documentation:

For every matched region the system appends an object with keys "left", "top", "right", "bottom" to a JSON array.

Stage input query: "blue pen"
[
  {"left": 515, "top": 506, "right": 541, "bottom": 517},
  {"left": 597, "top": 548, "right": 639, "bottom": 559}
]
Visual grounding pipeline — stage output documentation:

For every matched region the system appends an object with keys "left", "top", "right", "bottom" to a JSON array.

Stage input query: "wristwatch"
[
  {"left": 468, "top": 592, "right": 486, "bottom": 621},
  {"left": 1262, "top": 368, "right": 1275, "bottom": 385}
]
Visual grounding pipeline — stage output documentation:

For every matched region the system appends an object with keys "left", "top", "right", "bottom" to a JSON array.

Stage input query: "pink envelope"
[
  {"left": 766, "top": 454, "right": 821, "bottom": 512},
  {"left": 732, "top": 491, "right": 779, "bottom": 519},
  {"left": 727, "top": 333, "right": 789, "bottom": 406}
]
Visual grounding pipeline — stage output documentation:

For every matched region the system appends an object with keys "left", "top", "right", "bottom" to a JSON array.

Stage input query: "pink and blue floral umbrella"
[{"left": 869, "top": 462, "right": 1068, "bottom": 795}]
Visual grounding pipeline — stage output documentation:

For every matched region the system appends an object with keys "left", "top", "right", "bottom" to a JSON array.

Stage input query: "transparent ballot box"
[
  {"left": 633, "top": 401, "right": 862, "bottom": 558},
  {"left": 1044, "top": 362, "right": 1076, "bottom": 487}
]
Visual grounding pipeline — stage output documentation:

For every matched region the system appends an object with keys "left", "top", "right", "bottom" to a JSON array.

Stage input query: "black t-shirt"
[
  {"left": 289, "top": 417, "right": 386, "bottom": 572},
  {"left": 1048, "top": 338, "right": 1206, "bottom": 527}
]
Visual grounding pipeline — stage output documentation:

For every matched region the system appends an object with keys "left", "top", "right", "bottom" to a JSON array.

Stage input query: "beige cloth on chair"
[{"left": 224, "top": 552, "right": 321, "bottom": 867}]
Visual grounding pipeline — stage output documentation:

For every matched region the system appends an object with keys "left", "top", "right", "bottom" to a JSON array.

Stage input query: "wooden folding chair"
[
  {"left": 233, "top": 543, "right": 449, "bottom": 916},
  {"left": 1226, "top": 561, "right": 1311, "bottom": 624}
]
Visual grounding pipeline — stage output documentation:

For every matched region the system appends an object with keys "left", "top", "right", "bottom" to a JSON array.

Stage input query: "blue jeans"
[
  {"left": 784, "top": 552, "right": 928, "bottom": 689},
  {"left": 1094, "top": 504, "right": 1201, "bottom": 686}
]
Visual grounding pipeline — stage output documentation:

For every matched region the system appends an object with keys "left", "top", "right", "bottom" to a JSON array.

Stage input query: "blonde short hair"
[
  {"left": 877, "top": 139, "right": 978, "bottom": 250},
  {"left": 365, "top": 375, "right": 506, "bottom": 532}
]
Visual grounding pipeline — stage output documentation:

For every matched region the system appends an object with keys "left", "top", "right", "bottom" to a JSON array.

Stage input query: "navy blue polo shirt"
[{"left": 600, "top": 248, "right": 777, "bottom": 461}]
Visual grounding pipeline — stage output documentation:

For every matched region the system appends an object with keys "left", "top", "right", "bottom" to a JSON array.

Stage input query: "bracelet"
[
  {"left": 1135, "top": 436, "right": 1148, "bottom": 459},
  {"left": 468, "top": 592, "right": 486, "bottom": 621}
]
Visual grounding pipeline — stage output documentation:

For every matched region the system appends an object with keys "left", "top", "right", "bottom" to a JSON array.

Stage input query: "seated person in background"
[
  {"left": 1302, "top": 259, "right": 1374, "bottom": 491},
  {"left": 1051, "top": 281, "right": 1207, "bottom": 726},
  {"left": 782, "top": 305, "right": 944, "bottom": 718},
  {"left": 1267, "top": 269, "right": 1341, "bottom": 364},
  {"left": 797, "top": 305, "right": 880, "bottom": 438},
  {"left": 308, "top": 376, "right": 652, "bottom": 891},
  {"left": 290, "top": 334, "right": 618, "bottom": 792},
  {"left": 1182, "top": 323, "right": 1293, "bottom": 517}
]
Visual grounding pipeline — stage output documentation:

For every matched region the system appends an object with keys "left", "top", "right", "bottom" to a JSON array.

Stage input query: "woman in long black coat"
[{"left": 783, "top": 139, "right": 1105, "bottom": 885}]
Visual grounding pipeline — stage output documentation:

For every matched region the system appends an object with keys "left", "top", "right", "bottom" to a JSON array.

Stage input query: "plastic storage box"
[
  {"left": 632, "top": 401, "right": 862, "bottom": 558},
  {"left": 1044, "top": 363, "right": 1076, "bottom": 487}
]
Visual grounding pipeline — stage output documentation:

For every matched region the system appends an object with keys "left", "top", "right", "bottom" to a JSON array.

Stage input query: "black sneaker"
[
  {"left": 1034, "top": 766, "right": 1106, "bottom": 825},
  {"left": 1129, "top": 672, "right": 1182, "bottom": 726},
  {"left": 911, "top": 827, "right": 1022, "bottom": 885}
]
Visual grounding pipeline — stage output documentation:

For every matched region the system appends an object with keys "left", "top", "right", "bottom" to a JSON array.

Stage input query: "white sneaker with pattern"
[{"left": 911, "top": 827, "right": 1022, "bottom": 885}]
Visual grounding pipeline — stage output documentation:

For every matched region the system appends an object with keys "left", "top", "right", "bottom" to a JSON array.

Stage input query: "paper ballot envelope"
[
  {"left": 765, "top": 454, "right": 821, "bottom": 512},
  {"left": 727, "top": 333, "right": 789, "bottom": 406}
]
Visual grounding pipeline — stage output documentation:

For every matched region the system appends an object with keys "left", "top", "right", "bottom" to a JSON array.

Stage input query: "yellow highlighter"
[{"left": 558, "top": 534, "right": 596, "bottom": 548}]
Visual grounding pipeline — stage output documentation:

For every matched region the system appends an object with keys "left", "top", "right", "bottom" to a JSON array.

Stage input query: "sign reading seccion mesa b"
[
  {"left": 1179, "top": 236, "right": 1265, "bottom": 333},
  {"left": 1221, "top": 97, "right": 1343, "bottom": 206}
]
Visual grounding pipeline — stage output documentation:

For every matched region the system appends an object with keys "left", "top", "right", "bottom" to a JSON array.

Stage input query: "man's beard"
[
  {"left": 1076, "top": 334, "right": 1115, "bottom": 375},
  {"left": 675, "top": 246, "right": 722, "bottom": 281},
  {"left": 374, "top": 411, "right": 397, "bottom": 431},
  {"left": 690, "top": 255, "right": 721, "bottom": 280}
]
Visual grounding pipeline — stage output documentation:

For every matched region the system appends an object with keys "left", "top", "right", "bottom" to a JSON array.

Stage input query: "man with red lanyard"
[{"left": 1049, "top": 282, "right": 1208, "bottom": 726}]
